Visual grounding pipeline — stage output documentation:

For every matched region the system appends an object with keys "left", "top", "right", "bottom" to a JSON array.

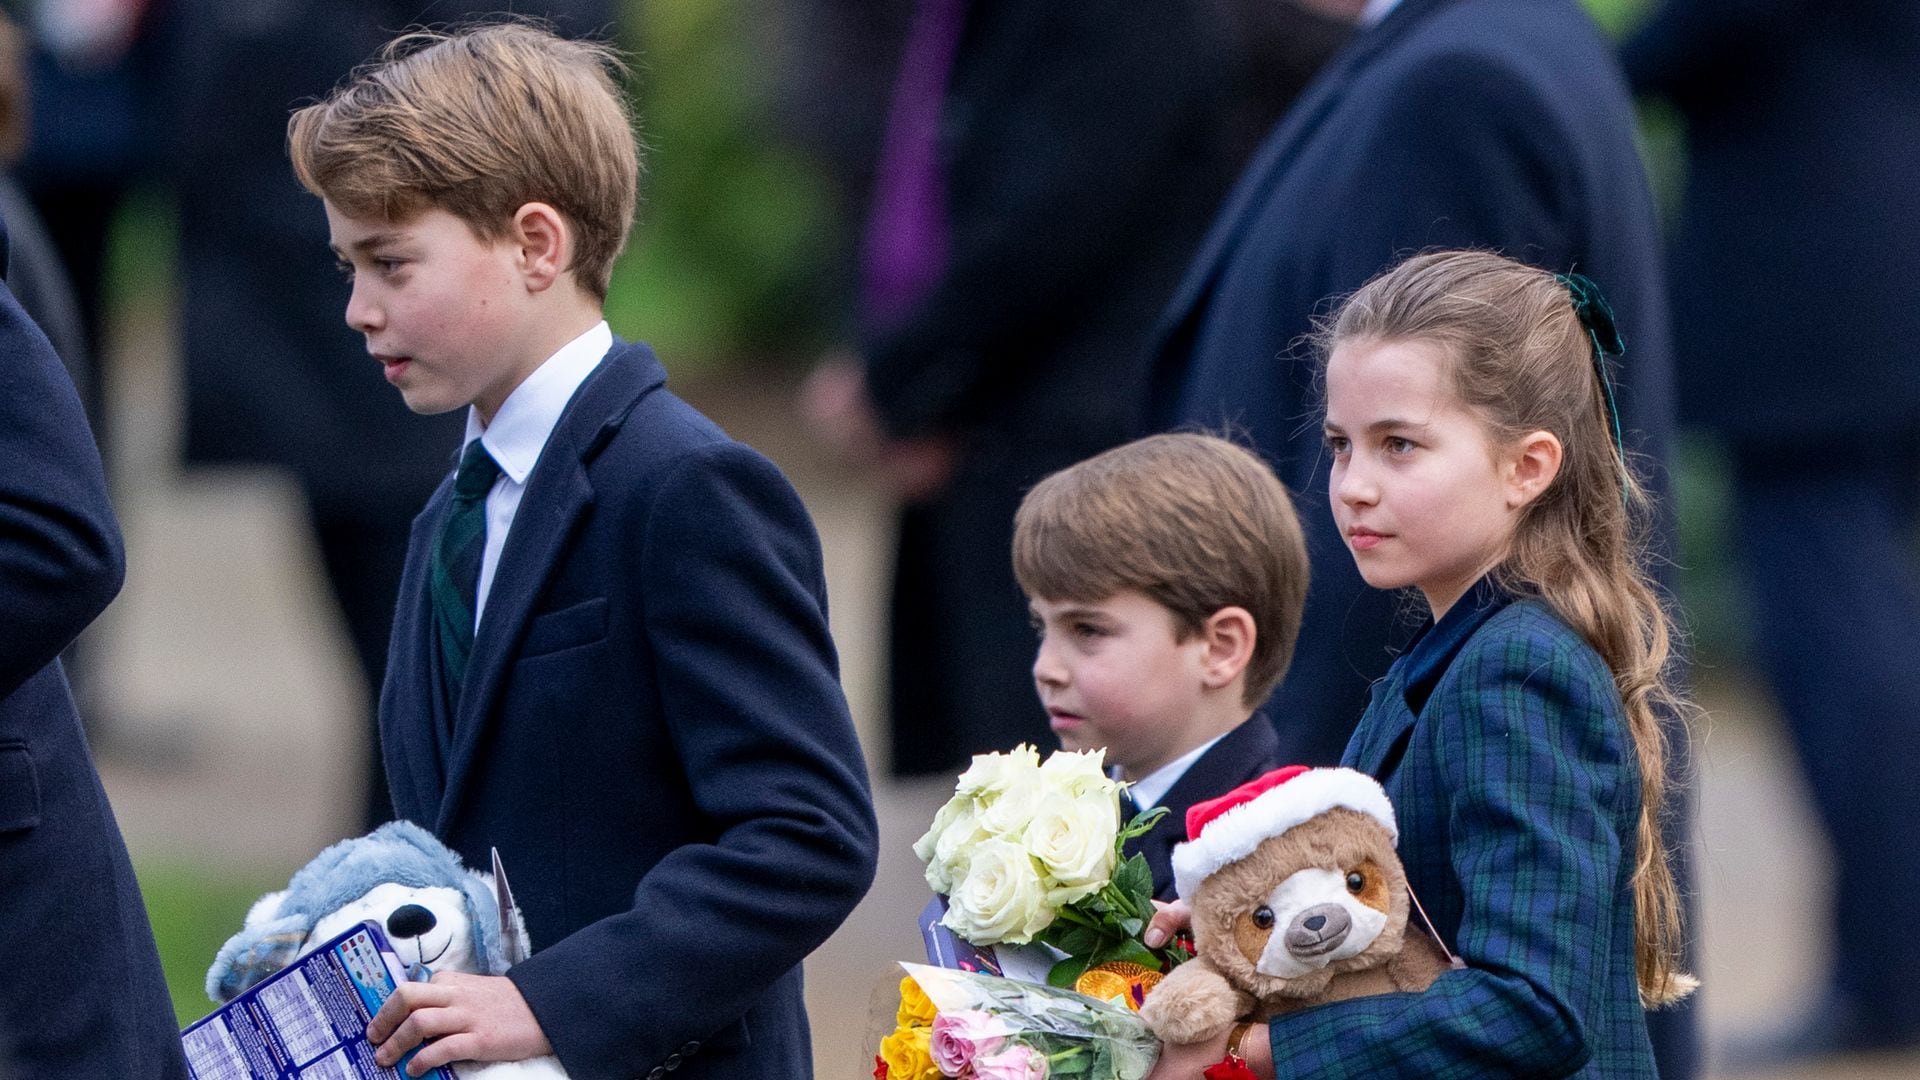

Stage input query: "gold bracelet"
[{"left": 1226, "top": 1021, "right": 1252, "bottom": 1059}]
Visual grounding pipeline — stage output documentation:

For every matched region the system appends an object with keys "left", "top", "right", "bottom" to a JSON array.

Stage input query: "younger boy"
[
  {"left": 1012, "top": 433, "right": 1310, "bottom": 899},
  {"left": 287, "top": 24, "right": 877, "bottom": 1080}
]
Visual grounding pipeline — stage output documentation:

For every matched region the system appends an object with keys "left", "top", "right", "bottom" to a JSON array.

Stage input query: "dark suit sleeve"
[
  {"left": 1328, "top": 47, "right": 1586, "bottom": 285},
  {"left": 0, "top": 278, "right": 123, "bottom": 698},
  {"left": 507, "top": 441, "right": 879, "bottom": 1077},
  {"left": 1264, "top": 628, "right": 1631, "bottom": 1077},
  {"left": 862, "top": 3, "right": 1229, "bottom": 437}
]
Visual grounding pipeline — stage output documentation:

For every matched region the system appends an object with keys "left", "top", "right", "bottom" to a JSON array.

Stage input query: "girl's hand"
[
  {"left": 1144, "top": 1024, "right": 1274, "bottom": 1080},
  {"left": 1144, "top": 898, "right": 1191, "bottom": 949}
]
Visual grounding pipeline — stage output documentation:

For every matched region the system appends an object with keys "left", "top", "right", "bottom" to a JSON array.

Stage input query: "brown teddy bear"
[{"left": 1139, "top": 765, "right": 1454, "bottom": 1045}]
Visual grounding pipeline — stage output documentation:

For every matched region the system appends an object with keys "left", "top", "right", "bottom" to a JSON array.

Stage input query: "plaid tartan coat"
[{"left": 1263, "top": 581, "right": 1657, "bottom": 1077}]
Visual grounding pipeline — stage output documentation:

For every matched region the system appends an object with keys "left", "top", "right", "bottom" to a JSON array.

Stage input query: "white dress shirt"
[{"left": 463, "top": 320, "right": 613, "bottom": 629}]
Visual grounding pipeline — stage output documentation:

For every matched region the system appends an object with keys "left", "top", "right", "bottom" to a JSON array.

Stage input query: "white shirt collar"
[
  {"left": 1124, "top": 733, "right": 1228, "bottom": 812},
  {"left": 1359, "top": 0, "right": 1404, "bottom": 28},
  {"left": 463, "top": 321, "right": 613, "bottom": 482}
]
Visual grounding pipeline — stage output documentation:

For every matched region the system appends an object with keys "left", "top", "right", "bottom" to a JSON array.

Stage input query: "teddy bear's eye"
[
  {"left": 1251, "top": 905, "right": 1275, "bottom": 930},
  {"left": 1346, "top": 871, "right": 1366, "bottom": 894}
]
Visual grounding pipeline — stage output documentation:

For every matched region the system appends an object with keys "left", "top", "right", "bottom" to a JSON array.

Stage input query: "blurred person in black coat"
[
  {"left": 1145, "top": 0, "right": 1694, "bottom": 1074},
  {"left": 803, "top": 0, "right": 1349, "bottom": 776},
  {"left": 0, "top": 224, "right": 186, "bottom": 1077},
  {"left": 1626, "top": 0, "right": 1920, "bottom": 1064},
  {"left": 161, "top": 1, "right": 615, "bottom": 830}
]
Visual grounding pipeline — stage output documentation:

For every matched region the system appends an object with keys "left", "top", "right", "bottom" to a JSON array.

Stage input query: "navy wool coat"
[
  {"left": 0, "top": 259, "right": 186, "bottom": 1073},
  {"left": 380, "top": 342, "right": 879, "bottom": 1080}
]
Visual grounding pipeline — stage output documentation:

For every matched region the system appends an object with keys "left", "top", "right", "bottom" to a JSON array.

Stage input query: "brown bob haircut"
[
  {"left": 288, "top": 20, "right": 639, "bottom": 298},
  {"left": 1013, "top": 433, "right": 1310, "bottom": 706}
]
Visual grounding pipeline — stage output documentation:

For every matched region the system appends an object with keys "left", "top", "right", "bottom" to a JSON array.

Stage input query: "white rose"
[
  {"left": 1039, "top": 747, "right": 1116, "bottom": 800},
  {"left": 1027, "top": 791, "right": 1118, "bottom": 904},
  {"left": 977, "top": 776, "right": 1046, "bottom": 841},
  {"left": 942, "top": 838, "right": 1055, "bottom": 945},
  {"left": 916, "top": 797, "right": 990, "bottom": 894},
  {"left": 956, "top": 745, "right": 1042, "bottom": 798}
]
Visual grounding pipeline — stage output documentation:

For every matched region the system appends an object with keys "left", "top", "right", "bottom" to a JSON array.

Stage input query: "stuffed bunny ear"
[{"left": 205, "top": 912, "right": 312, "bottom": 1003}]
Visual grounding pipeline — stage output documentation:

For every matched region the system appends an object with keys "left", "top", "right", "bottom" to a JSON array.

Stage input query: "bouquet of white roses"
[{"left": 912, "top": 745, "right": 1186, "bottom": 990}]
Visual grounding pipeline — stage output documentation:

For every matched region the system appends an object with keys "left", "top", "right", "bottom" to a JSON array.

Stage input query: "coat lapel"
[
  {"left": 433, "top": 342, "right": 667, "bottom": 833},
  {"left": 1344, "top": 674, "right": 1416, "bottom": 781},
  {"left": 382, "top": 485, "right": 458, "bottom": 822}
]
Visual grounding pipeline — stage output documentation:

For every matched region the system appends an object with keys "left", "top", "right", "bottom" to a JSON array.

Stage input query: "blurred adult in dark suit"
[
  {"left": 160, "top": 0, "right": 615, "bottom": 829},
  {"left": 0, "top": 225, "right": 186, "bottom": 1077},
  {"left": 1144, "top": 0, "right": 1693, "bottom": 1074},
  {"left": 1626, "top": 1, "right": 1920, "bottom": 1064},
  {"left": 804, "top": 0, "right": 1349, "bottom": 776}
]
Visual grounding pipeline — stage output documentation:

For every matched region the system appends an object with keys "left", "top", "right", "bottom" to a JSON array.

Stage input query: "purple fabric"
[{"left": 861, "top": 0, "right": 968, "bottom": 324}]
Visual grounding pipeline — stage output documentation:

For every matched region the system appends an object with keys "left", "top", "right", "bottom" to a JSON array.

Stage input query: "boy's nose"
[
  {"left": 344, "top": 283, "right": 382, "bottom": 334},
  {"left": 1032, "top": 640, "right": 1067, "bottom": 687}
]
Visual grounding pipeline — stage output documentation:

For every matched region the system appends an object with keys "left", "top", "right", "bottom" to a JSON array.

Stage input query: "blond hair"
[
  {"left": 288, "top": 20, "right": 638, "bottom": 298},
  {"left": 1316, "top": 249, "right": 1696, "bottom": 1007},
  {"left": 1012, "top": 434, "right": 1310, "bottom": 706}
]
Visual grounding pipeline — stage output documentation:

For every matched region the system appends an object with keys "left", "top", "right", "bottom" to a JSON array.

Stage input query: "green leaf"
[
  {"left": 1106, "top": 937, "right": 1162, "bottom": 971},
  {"left": 1111, "top": 856, "right": 1153, "bottom": 909},
  {"left": 1115, "top": 805, "right": 1170, "bottom": 846},
  {"left": 1049, "top": 954, "right": 1090, "bottom": 988}
]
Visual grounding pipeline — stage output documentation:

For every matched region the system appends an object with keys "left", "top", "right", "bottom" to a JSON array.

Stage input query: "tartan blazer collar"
[
  {"left": 1398, "top": 576, "right": 1511, "bottom": 716},
  {"left": 1347, "top": 578, "right": 1511, "bottom": 779}
]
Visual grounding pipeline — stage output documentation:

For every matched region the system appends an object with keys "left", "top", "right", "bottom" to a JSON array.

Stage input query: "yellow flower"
[
  {"left": 896, "top": 975, "right": 937, "bottom": 1028},
  {"left": 879, "top": 1023, "right": 939, "bottom": 1080}
]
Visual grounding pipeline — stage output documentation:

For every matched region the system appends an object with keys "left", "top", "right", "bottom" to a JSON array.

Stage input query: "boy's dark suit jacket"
[
  {"left": 1126, "top": 716, "right": 1281, "bottom": 903},
  {"left": 381, "top": 341, "right": 879, "bottom": 1080},
  {"left": 1145, "top": 0, "right": 1676, "bottom": 769},
  {"left": 0, "top": 260, "right": 186, "bottom": 1073}
]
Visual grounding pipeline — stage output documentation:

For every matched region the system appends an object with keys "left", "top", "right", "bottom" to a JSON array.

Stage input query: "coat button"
[
  {"left": 647, "top": 1068, "right": 665, "bottom": 1080},
  {"left": 681, "top": 1040, "right": 700, "bottom": 1054},
  {"left": 665, "top": 1053, "right": 682, "bottom": 1069}
]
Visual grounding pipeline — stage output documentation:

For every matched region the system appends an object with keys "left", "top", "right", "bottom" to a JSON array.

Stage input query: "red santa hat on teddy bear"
[{"left": 1170, "top": 765, "right": 1398, "bottom": 901}]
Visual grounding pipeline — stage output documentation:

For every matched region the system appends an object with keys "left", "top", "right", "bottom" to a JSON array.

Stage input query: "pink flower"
[
  {"left": 929, "top": 1010, "right": 1003, "bottom": 1075},
  {"left": 972, "top": 1045, "right": 1049, "bottom": 1080}
]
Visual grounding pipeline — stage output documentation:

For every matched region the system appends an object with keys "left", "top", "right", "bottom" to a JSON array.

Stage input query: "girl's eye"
[
  {"left": 1384, "top": 436, "right": 1415, "bottom": 455},
  {"left": 1325, "top": 434, "right": 1350, "bottom": 455},
  {"left": 1073, "top": 622, "right": 1106, "bottom": 641},
  {"left": 334, "top": 261, "right": 355, "bottom": 280},
  {"left": 1347, "top": 871, "right": 1365, "bottom": 894},
  {"left": 1251, "top": 905, "right": 1275, "bottom": 930},
  {"left": 377, "top": 259, "right": 405, "bottom": 275}
]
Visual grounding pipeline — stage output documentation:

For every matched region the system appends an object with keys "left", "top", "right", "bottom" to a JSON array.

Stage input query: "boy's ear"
[
  {"left": 509, "top": 201, "right": 572, "bottom": 292},
  {"left": 1504, "top": 429, "right": 1564, "bottom": 509},
  {"left": 1199, "top": 606, "right": 1257, "bottom": 690}
]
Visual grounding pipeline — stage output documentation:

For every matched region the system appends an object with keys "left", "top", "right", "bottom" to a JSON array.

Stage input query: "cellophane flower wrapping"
[{"left": 900, "top": 962, "right": 1161, "bottom": 1080}]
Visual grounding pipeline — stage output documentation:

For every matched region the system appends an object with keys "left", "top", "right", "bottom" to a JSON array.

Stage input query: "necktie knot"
[{"left": 454, "top": 441, "right": 502, "bottom": 501}]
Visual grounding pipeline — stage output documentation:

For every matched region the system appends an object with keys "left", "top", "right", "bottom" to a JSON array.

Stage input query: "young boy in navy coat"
[
  {"left": 1012, "top": 435, "right": 1309, "bottom": 900},
  {"left": 287, "top": 24, "right": 878, "bottom": 1080}
]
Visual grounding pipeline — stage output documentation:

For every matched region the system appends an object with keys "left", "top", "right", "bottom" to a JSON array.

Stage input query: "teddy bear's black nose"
[{"left": 387, "top": 904, "right": 437, "bottom": 940}]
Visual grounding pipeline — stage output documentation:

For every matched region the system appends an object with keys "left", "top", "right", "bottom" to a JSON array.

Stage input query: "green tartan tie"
[{"left": 432, "top": 440, "right": 502, "bottom": 702}]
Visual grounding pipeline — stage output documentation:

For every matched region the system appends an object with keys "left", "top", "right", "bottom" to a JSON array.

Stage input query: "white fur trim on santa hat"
[{"left": 1171, "top": 767, "right": 1397, "bottom": 901}]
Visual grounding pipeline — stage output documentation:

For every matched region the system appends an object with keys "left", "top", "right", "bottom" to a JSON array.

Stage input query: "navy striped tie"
[{"left": 432, "top": 440, "right": 501, "bottom": 703}]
